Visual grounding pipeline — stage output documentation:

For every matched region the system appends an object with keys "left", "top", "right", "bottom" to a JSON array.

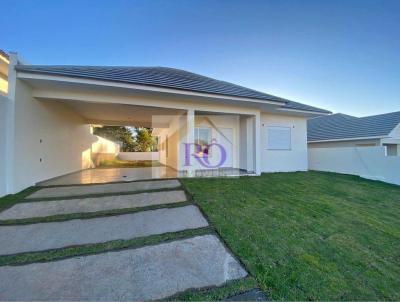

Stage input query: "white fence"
[
  {"left": 308, "top": 146, "right": 400, "bottom": 186},
  {"left": 118, "top": 152, "right": 160, "bottom": 161}
]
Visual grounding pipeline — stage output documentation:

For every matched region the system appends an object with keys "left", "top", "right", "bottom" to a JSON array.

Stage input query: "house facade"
[
  {"left": 308, "top": 113, "right": 400, "bottom": 156},
  {"left": 0, "top": 52, "right": 330, "bottom": 196}
]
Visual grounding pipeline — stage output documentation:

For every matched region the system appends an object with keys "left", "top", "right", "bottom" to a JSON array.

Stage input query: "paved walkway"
[
  {"left": 0, "top": 235, "right": 247, "bottom": 301},
  {"left": 0, "top": 190, "right": 186, "bottom": 220},
  {"left": 0, "top": 179, "right": 248, "bottom": 300},
  {"left": 0, "top": 206, "right": 208, "bottom": 255}
]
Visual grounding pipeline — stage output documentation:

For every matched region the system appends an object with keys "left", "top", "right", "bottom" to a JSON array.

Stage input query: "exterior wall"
[
  {"left": 309, "top": 146, "right": 400, "bottom": 186},
  {"left": 0, "top": 95, "right": 8, "bottom": 196},
  {"left": 157, "top": 115, "right": 182, "bottom": 171},
  {"left": 309, "top": 139, "right": 380, "bottom": 148},
  {"left": 11, "top": 79, "right": 95, "bottom": 193},
  {"left": 118, "top": 152, "right": 159, "bottom": 161},
  {"left": 261, "top": 113, "right": 308, "bottom": 172}
]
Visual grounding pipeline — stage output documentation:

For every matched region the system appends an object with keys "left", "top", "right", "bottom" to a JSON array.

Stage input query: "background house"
[
  {"left": 308, "top": 112, "right": 400, "bottom": 156},
  {"left": 307, "top": 112, "right": 400, "bottom": 185}
]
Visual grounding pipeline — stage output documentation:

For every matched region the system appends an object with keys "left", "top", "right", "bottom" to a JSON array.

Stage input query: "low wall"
[
  {"left": 118, "top": 152, "right": 160, "bottom": 161},
  {"left": 91, "top": 136, "right": 120, "bottom": 166},
  {"left": 308, "top": 146, "right": 400, "bottom": 185}
]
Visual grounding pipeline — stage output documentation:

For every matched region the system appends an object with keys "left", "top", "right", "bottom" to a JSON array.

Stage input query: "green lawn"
[{"left": 181, "top": 171, "right": 400, "bottom": 301}]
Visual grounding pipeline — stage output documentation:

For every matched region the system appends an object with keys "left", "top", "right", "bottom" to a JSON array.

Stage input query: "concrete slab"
[
  {"left": 0, "top": 205, "right": 208, "bottom": 255},
  {"left": 38, "top": 167, "right": 179, "bottom": 186},
  {"left": 28, "top": 179, "right": 181, "bottom": 199},
  {"left": 0, "top": 190, "right": 187, "bottom": 220},
  {"left": 0, "top": 235, "right": 247, "bottom": 301}
]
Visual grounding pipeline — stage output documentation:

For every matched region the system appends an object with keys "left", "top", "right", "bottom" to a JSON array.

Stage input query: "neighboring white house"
[
  {"left": 307, "top": 112, "right": 400, "bottom": 186},
  {"left": 308, "top": 112, "right": 400, "bottom": 155},
  {"left": 0, "top": 52, "right": 330, "bottom": 196}
]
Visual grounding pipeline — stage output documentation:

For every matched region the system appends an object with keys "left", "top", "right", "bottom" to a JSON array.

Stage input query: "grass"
[
  {"left": 167, "top": 277, "right": 259, "bottom": 301},
  {"left": 98, "top": 159, "right": 163, "bottom": 168},
  {"left": 0, "top": 186, "right": 40, "bottom": 212},
  {"left": 181, "top": 171, "right": 400, "bottom": 301}
]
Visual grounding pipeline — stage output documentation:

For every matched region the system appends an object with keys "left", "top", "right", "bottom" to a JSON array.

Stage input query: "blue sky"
[{"left": 1, "top": 0, "right": 399, "bottom": 116}]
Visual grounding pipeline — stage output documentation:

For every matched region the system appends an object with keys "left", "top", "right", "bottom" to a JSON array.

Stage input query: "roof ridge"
[{"left": 359, "top": 111, "right": 400, "bottom": 119}]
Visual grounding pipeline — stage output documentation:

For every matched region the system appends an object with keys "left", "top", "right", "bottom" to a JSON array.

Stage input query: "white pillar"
[
  {"left": 186, "top": 108, "right": 195, "bottom": 177},
  {"left": 254, "top": 111, "right": 261, "bottom": 175},
  {"left": 246, "top": 116, "right": 255, "bottom": 172}
]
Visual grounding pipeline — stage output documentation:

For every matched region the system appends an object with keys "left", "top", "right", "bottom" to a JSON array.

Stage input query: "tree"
[
  {"left": 93, "top": 126, "right": 135, "bottom": 151},
  {"left": 133, "top": 127, "right": 156, "bottom": 152},
  {"left": 93, "top": 126, "right": 157, "bottom": 152}
]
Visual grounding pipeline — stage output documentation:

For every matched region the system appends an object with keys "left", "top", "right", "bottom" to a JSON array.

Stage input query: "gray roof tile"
[
  {"left": 15, "top": 65, "right": 330, "bottom": 114},
  {"left": 308, "top": 112, "right": 400, "bottom": 141}
]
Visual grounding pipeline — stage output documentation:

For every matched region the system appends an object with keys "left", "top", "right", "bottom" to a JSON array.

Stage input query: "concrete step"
[
  {"left": 0, "top": 235, "right": 247, "bottom": 301},
  {"left": 28, "top": 179, "right": 181, "bottom": 199},
  {"left": 0, "top": 190, "right": 187, "bottom": 220},
  {"left": 0, "top": 205, "right": 208, "bottom": 256}
]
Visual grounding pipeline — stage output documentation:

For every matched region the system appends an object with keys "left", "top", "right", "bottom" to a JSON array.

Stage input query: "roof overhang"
[
  {"left": 308, "top": 135, "right": 387, "bottom": 143},
  {"left": 17, "top": 71, "right": 285, "bottom": 107},
  {"left": 275, "top": 107, "right": 330, "bottom": 117}
]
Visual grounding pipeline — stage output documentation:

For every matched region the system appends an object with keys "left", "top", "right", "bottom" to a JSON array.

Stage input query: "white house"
[
  {"left": 307, "top": 112, "right": 400, "bottom": 186},
  {"left": 308, "top": 112, "right": 400, "bottom": 156},
  {"left": 0, "top": 52, "right": 330, "bottom": 197}
]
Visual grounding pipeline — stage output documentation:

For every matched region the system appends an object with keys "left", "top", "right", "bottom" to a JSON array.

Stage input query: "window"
[
  {"left": 194, "top": 127, "right": 211, "bottom": 157},
  {"left": 267, "top": 126, "right": 291, "bottom": 150}
]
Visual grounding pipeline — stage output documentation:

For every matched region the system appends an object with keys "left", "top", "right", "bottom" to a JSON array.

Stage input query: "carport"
[{"left": 3, "top": 61, "right": 261, "bottom": 193}]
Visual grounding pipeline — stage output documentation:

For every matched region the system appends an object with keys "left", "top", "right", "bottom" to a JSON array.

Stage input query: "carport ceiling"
[{"left": 54, "top": 99, "right": 185, "bottom": 128}]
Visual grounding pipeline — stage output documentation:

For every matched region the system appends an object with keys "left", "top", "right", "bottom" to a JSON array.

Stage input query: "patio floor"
[
  {"left": 38, "top": 167, "right": 253, "bottom": 186},
  {"left": 38, "top": 166, "right": 179, "bottom": 186}
]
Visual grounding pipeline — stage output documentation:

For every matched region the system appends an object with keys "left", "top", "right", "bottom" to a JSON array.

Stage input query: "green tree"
[
  {"left": 133, "top": 127, "right": 157, "bottom": 152},
  {"left": 93, "top": 126, "right": 136, "bottom": 151}
]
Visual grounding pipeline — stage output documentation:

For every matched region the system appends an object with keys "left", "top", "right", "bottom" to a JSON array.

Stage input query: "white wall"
[
  {"left": 118, "top": 152, "right": 159, "bottom": 161},
  {"left": 309, "top": 146, "right": 400, "bottom": 185},
  {"left": 157, "top": 114, "right": 182, "bottom": 171},
  {"left": 0, "top": 95, "right": 8, "bottom": 196},
  {"left": 11, "top": 79, "right": 95, "bottom": 193},
  {"left": 261, "top": 113, "right": 308, "bottom": 172},
  {"left": 91, "top": 135, "right": 120, "bottom": 154}
]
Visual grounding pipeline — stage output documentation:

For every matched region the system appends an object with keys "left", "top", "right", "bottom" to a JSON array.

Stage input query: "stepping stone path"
[
  {"left": 0, "top": 190, "right": 186, "bottom": 220},
  {"left": 0, "top": 179, "right": 249, "bottom": 301},
  {"left": 28, "top": 179, "right": 181, "bottom": 199},
  {"left": 0, "top": 205, "right": 208, "bottom": 255},
  {"left": 0, "top": 235, "right": 247, "bottom": 301}
]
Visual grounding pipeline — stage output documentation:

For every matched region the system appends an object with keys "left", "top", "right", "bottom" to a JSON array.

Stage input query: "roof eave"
[
  {"left": 16, "top": 69, "right": 287, "bottom": 106},
  {"left": 308, "top": 135, "right": 388, "bottom": 143},
  {"left": 277, "top": 107, "right": 331, "bottom": 116}
]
